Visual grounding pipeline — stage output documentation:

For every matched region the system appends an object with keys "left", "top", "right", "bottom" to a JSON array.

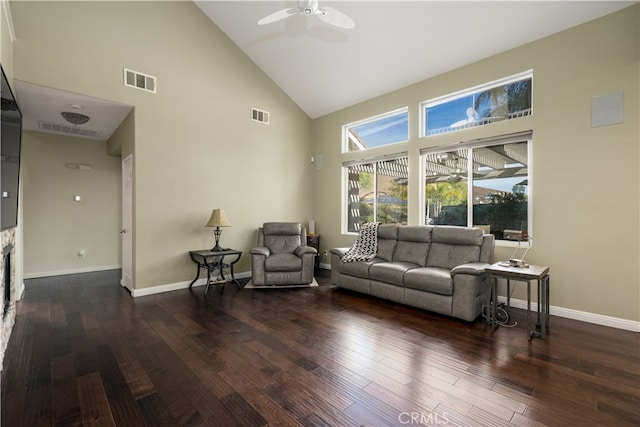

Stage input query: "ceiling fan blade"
[
  {"left": 317, "top": 6, "right": 355, "bottom": 29},
  {"left": 257, "top": 8, "right": 297, "bottom": 26}
]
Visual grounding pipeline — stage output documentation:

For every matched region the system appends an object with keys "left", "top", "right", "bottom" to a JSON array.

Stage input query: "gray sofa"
[{"left": 330, "top": 224, "right": 495, "bottom": 321}]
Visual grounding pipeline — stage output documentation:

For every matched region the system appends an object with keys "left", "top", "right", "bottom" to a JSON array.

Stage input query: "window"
[
  {"left": 343, "top": 108, "right": 408, "bottom": 152},
  {"left": 421, "top": 133, "right": 531, "bottom": 242},
  {"left": 343, "top": 155, "right": 408, "bottom": 233},
  {"left": 421, "top": 71, "right": 532, "bottom": 137}
]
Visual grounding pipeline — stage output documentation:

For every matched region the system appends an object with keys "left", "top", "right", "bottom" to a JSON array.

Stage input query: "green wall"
[
  {"left": 10, "top": 1, "right": 313, "bottom": 289},
  {"left": 7, "top": 1, "right": 639, "bottom": 323},
  {"left": 21, "top": 132, "right": 122, "bottom": 276},
  {"left": 312, "top": 5, "right": 639, "bottom": 322}
]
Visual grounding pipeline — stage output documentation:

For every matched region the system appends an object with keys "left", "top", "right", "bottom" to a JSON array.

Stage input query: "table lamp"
[{"left": 205, "top": 208, "right": 231, "bottom": 251}]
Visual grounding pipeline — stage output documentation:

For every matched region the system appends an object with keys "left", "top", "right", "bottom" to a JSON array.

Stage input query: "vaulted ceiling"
[
  {"left": 12, "top": 1, "right": 636, "bottom": 141},
  {"left": 195, "top": 1, "right": 635, "bottom": 118}
]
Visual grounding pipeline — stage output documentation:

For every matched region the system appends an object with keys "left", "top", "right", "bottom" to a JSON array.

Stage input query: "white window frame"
[
  {"left": 342, "top": 107, "right": 409, "bottom": 153},
  {"left": 342, "top": 152, "right": 409, "bottom": 234},
  {"left": 419, "top": 70, "right": 533, "bottom": 138},
  {"left": 419, "top": 132, "right": 533, "bottom": 247}
]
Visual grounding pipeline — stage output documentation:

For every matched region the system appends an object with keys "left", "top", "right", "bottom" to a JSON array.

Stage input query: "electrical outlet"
[{"left": 78, "top": 249, "right": 86, "bottom": 258}]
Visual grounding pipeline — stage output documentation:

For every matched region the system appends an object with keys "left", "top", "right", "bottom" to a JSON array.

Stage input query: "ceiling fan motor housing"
[{"left": 301, "top": 0, "right": 319, "bottom": 15}]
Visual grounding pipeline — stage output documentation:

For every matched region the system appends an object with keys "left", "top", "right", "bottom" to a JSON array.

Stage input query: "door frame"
[{"left": 121, "top": 154, "right": 133, "bottom": 292}]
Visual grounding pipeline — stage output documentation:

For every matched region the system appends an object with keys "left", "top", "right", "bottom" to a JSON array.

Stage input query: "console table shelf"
[{"left": 486, "top": 262, "right": 550, "bottom": 340}]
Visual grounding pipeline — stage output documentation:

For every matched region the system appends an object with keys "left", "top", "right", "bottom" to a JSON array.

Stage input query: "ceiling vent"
[
  {"left": 251, "top": 107, "right": 269, "bottom": 124},
  {"left": 38, "top": 121, "right": 102, "bottom": 139},
  {"left": 124, "top": 68, "right": 156, "bottom": 93}
]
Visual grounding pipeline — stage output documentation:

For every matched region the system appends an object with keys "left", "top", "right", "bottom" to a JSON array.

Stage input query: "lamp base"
[{"left": 211, "top": 227, "right": 224, "bottom": 252}]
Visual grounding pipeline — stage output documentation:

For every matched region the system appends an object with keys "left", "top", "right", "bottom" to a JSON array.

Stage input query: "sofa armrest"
[
  {"left": 451, "top": 262, "right": 491, "bottom": 321},
  {"left": 451, "top": 262, "right": 490, "bottom": 276},
  {"left": 250, "top": 246, "right": 270, "bottom": 257},
  {"left": 295, "top": 246, "right": 317, "bottom": 257},
  {"left": 330, "top": 248, "right": 350, "bottom": 286},
  {"left": 330, "top": 247, "right": 349, "bottom": 258}
]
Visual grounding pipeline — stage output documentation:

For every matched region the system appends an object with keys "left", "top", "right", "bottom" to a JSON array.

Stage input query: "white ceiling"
[
  {"left": 195, "top": 0, "right": 635, "bottom": 118},
  {"left": 11, "top": 1, "right": 636, "bottom": 141}
]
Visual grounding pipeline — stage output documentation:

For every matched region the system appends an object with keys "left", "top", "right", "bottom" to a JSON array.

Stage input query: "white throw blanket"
[{"left": 341, "top": 222, "right": 380, "bottom": 263}]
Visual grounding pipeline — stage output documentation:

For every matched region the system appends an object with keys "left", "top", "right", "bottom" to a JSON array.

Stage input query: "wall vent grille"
[
  {"left": 251, "top": 108, "right": 270, "bottom": 124},
  {"left": 124, "top": 68, "right": 156, "bottom": 93},
  {"left": 38, "top": 121, "right": 102, "bottom": 138}
]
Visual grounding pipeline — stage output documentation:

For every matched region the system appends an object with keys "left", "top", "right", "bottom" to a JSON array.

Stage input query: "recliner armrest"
[
  {"left": 451, "top": 262, "right": 490, "bottom": 276},
  {"left": 295, "top": 246, "right": 317, "bottom": 257},
  {"left": 250, "top": 246, "right": 271, "bottom": 257}
]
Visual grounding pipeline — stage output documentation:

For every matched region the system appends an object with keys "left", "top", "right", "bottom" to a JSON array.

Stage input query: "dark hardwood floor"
[{"left": 2, "top": 269, "right": 639, "bottom": 426}]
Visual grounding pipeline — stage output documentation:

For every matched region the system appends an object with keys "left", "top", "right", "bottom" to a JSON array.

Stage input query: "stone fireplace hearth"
[{"left": 1, "top": 227, "right": 18, "bottom": 371}]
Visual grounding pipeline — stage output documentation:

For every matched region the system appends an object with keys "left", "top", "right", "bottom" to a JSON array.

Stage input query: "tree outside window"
[
  {"left": 346, "top": 157, "right": 408, "bottom": 232},
  {"left": 423, "top": 140, "right": 529, "bottom": 240}
]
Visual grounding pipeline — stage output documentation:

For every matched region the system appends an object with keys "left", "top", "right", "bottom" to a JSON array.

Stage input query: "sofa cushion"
[
  {"left": 426, "top": 243, "right": 481, "bottom": 270},
  {"left": 398, "top": 225, "right": 433, "bottom": 243},
  {"left": 375, "top": 224, "right": 399, "bottom": 261},
  {"left": 392, "top": 226, "right": 432, "bottom": 266},
  {"left": 404, "top": 267, "right": 453, "bottom": 296},
  {"left": 369, "top": 262, "right": 417, "bottom": 286},
  {"left": 337, "top": 258, "right": 381, "bottom": 279},
  {"left": 393, "top": 241, "right": 430, "bottom": 266},
  {"left": 264, "top": 253, "right": 302, "bottom": 272},
  {"left": 431, "top": 226, "right": 483, "bottom": 246}
]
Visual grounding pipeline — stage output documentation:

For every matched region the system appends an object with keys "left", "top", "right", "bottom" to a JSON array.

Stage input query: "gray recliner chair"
[{"left": 250, "top": 222, "right": 317, "bottom": 286}]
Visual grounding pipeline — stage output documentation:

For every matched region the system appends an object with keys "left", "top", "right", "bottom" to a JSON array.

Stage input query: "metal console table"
[
  {"left": 486, "top": 262, "right": 550, "bottom": 340},
  {"left": 188, "top": 249, "right": 242, "bottom": 295}
]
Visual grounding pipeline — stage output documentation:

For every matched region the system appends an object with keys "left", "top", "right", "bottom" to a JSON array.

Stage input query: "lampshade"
[{"left": 205, "top": 209, "right": 231, "bottom": 228}]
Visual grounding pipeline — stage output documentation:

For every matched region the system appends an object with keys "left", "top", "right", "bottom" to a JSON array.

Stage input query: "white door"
[{"left": 121, "top": 154, "right": 133, "bottom": 292}]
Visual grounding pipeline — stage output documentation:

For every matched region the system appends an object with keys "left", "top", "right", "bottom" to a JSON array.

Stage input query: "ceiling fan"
[
  {"left": 258, "top": 0, "right": 355, "bottom": 29},
  {"left": 442, "top": 157, "right": 490, "bottom": 183}
]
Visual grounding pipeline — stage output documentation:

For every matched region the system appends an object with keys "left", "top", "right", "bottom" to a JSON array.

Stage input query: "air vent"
[
  {"left": 38, "top": 121, "right": 102, "bottom": 139},
  {"left": 124, "top": 68, "right": 156, "bottom": 93},
  {"left": 251, "top": 108, "right": 270, "bottom": 124}
]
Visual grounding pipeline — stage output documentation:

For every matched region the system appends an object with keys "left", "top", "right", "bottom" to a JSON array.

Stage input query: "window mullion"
[
  {"left": 373, "top": 162, "right": 378, "bottom": 222},
  {"left": 467, "top": 148, "right": 474, "bottom": 227}
]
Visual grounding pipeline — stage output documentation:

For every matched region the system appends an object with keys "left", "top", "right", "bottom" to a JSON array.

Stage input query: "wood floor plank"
[
  {"left": 108, "top": 334, "right": 156, "bottom": 400},
  {"left": 131, "top": 338, "right": 236, "bottom": 426},
  {"left": 93, "top": 343, "right": 146, "bottom": 425},
  {"left": 51, "top": 353, "right": 82, "bottom": 426},
  {"left": 220, "top": 392, "right": 268, "bottom": 427},
  {"left": 146, "top": 318, "right": 236, "bottom": 398},
  {"left": 2, "top": 269, "right": 639, "bottom": 426},
  {"left": 240, "top": 388, "right": 306, "bottom": 427},
  {"left": 76, "top": 371, "right": 116, "bottom": 427},
  {"left": 136, "top": 392, "right": 178, "bottom": 426}
]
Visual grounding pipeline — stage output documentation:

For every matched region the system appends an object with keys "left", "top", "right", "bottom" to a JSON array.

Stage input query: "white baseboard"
[
  {"left": 497, "top": 296, "right": 640, "bottom": 332},
  {"left": 132, "top": 271, "right": 251, "bottom": 297},
  {"left": 24, "top": 265, "right": 121, "bottom": 279},
  {"left": 322, "top": 264, "right": 638, "bottom": 332}
]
